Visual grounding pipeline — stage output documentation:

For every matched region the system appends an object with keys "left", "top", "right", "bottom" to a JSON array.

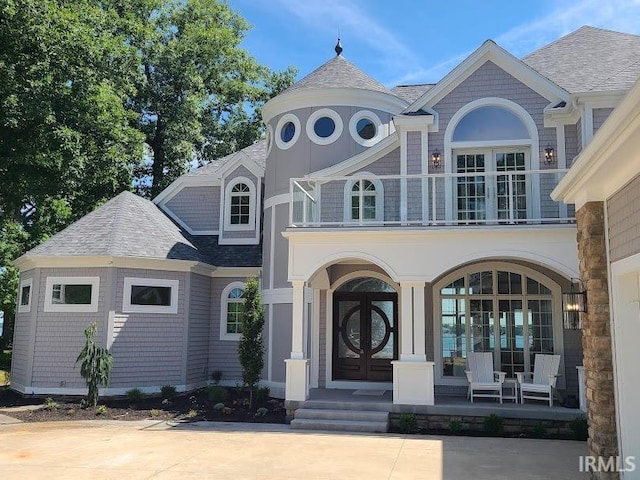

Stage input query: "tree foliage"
[
  {"left": 238, "top": 277, "right": 265, "bottom": 410},
  {"left": 76, "top": 322, "right": 113, "bottom": 407},
  {"left": 0, "top": 0, "right": 296, "bottom": 345}
]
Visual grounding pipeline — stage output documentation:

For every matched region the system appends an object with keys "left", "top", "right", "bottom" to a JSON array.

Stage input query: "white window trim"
[
  {"left": 123, "top": 277, "right": 179, "bottom": 314},
  {"left": 266, "top": 124, "right": 274, "bottom": 157},
  {"left": 17, "top": 278, "right": 33, "bottom": 313},
  {"left": 306, "top": 108, "right": 344, "bottom": 145},
  {"left": 275, "top": 113, "right": 301, "bottom": 150},
  {"left": 224, "top": 176, "right": 256, "bottom": 231},
  {"left": 44, "top": 276, "right": 100, "bottom": 313},
  {"left": 349, "top": 110, "right": 383, "bottom": 147},
  {"left": 220, "top": 281, "right": 245, "bottom": 341},
  {"left": 343, "top": 173, "right": 384, "bottom": 223}
]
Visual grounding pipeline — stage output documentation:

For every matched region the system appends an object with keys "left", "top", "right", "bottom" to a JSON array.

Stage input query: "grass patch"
[{"left": 0, "top": 370, "right": 9, "bottom": 386}]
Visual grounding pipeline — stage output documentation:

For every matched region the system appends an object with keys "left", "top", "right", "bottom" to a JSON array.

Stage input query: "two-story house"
[{"left": 10, "top": 27, "right": 640, "bottom": 411}]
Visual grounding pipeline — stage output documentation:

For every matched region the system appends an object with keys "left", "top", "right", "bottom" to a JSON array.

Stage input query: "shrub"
[
  {"left": 213, "top": 402, "right": 225, "bottom": 411},
  {"left": 398, "top": 413, "right": 417, "bottom": 434},
  {"left": 160, "top": 385, "right": 177, "bottom": 400},
  {"left": 186, "top": 409, "right": 198, "bottom": 418},
  {"left": 570, "top": 416, "right": 588, "bottom": 441},
  {"left": 210, "top": 370, "right": 223, "bottom": 385},
  {"left": 483, "top": 414, "right": 504, "bottom": 435},
  {"left": 207, "top": 385, "right": 227, "bottom": 404},
  {"left": 256, "top": 386, "right": 270, "bottom": 403},
  {"left": 448, "top": 419, "right": 462, "bottom": 434},
  {"left": 238, "top": 278, "right": 264, "bottom": 409},
  {"left": 95, "top": 405, "right": 107, "bottom": 416},
  {"left": 150, "top": 409, "right": 161, "bottom": 418},
  {"left": 255, "top": 407, "right": 269, "bottom": 417},
  {"left": 44, "top": 397, "right": 58, "bottom": 411},
  {"left": 76, "top": 322, "right": 113, "bottom": 407},
  {"left": 126, "top": 388, "right": 144, "bottom": 403},
  {"left": 531, "top": 424, "right": 546, "bottom": 439},
  {"left": 0, "top": 350, "right": 11, "bottom": 369}
]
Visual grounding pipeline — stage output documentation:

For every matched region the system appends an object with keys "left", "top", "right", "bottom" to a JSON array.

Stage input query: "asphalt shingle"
[{"left": 522, "top": 26, "right": 640, "bottom": 93}]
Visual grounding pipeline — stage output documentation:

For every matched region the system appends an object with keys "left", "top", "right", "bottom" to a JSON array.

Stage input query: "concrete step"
[
  {"left": 290, "top": 418, "right": 388, "bottom": 433},
  {"left": 302, "top": 400, "right": 392, "bottom": 412},
  {"left": 294, "top": 408, "right": 389, "bottom": 422}
]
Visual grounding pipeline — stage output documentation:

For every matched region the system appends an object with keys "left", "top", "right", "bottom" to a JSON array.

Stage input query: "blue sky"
[{"left": 230, "top": 0, "right": 640, "bottom": 88}]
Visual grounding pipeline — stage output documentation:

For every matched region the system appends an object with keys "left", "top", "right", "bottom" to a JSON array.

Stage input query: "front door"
[{"left": 332, "top": 292, "right": 397, "bottom": 381}]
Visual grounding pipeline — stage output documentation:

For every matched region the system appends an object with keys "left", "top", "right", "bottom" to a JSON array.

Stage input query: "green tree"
[
  {"left": 128, "top": 0, "right": 296, "bottom": 196},
  {"left": 76, "top": 322, "right": 113, "bottom": 407},
  {"left": 238, "top": 278, "right": 265, "bottom": 410}
]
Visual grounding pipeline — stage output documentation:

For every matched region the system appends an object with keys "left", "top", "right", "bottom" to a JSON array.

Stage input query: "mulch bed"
[{"left": 0, "top": 385, "right": 286, "bottom": 424}]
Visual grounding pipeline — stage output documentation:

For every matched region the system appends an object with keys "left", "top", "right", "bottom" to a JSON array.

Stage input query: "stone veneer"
[{"left": 576, "top": 202, "right": 618, "bottom": 480}]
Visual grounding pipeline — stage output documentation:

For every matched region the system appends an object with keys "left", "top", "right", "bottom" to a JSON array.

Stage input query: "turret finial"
[{"left": 335, "top": 38, "right": 343, "bottom": 56}]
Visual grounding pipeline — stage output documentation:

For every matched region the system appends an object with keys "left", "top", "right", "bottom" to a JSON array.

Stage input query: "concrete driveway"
[{"left": 0, "top": 420, "right": 588, "bottom": 479}]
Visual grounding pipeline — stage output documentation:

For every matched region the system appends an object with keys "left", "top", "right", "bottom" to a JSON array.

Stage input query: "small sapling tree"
[
  {"left": 76, "top": 322, "right": 113, "bottom": 407},
  {"left": 238, "top": 278, "right": 265, "bottom": 410}
]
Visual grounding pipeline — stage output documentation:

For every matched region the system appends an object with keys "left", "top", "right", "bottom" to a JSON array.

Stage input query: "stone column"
[{"left": 576, "top": 202, "right": 618, "bottom": 480}]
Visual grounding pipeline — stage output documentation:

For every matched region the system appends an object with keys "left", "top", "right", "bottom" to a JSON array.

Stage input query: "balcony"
[{"left": 290, "top": 170, "right": 574, "bottom": 228}]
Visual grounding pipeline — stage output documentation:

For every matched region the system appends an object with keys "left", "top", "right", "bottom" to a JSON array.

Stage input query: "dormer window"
[
  {"left": 224, "top": 177, "right": 256, "bottom": 231},
  {"left": 230, "top": 183, "right": 250, "bottom": 225}
]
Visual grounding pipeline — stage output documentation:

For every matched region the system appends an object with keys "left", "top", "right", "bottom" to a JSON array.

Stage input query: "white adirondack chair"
[
  {"left": 465, "top": 352, "right": 506, "bottom": 403},
  {"left": 517, "top": 354, "right": 561, "bottom": 406}
]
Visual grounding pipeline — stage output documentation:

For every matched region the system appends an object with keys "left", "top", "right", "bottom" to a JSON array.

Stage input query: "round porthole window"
[
  {"left": 314, "top": 117, "right": 336, "bottom": 138},
  {"left": 349, "top": 110, "right": 383, "bottom": 147},
  {"left": 281, "top": 121, "right": 296, "bottom": 143},
  {"left": 275, "top": 113, "right": 301, "bottom": 150},
  {"left": 306, "top": 108, "right": 343, "bottom": 145},
  {"left": 356, "top": 118, "right": 376, "bottom": 140}
]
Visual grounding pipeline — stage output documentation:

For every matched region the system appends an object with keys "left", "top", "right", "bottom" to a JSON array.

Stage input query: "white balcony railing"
[{"left": 290, "top": 170, "right": 574, "bottom": 227}]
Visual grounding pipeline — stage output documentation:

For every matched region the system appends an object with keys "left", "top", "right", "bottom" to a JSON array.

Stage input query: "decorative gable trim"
[{"left": 406, "top": 40, "right": 568, "bottom": 112}]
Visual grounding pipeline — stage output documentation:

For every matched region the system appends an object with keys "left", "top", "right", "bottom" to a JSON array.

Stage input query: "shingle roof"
[
  {"left": 189, "top": 140, "right": 266, "bottom": 176},
  {"left": 390, "top": 84, "right": 435, "bottom": 103},
  {"left": 523, "top": 26, "right": 640, "bottom": 93},
  {"left": 282, "top": 55, "right": 394, "bottom": 96},
  {"left": 25, "top": 191, "right": 262, "bottom": 267}
]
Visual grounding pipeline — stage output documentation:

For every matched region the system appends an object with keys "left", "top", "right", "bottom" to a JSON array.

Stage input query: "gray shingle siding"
[
  {"left": 576, "top": 118, "right": 583, "bottom": 154},
  {"left": 593, "top": 107, "right": 614, "bottom": 135},
  {"left": 187, "top": 273, "right": 211, "bottom": 384},
  {"left": 270, "top": 303, "right": 291, "bottom": 383},
  {"left": 562, "top": 329, "right": 583, "bottom": 396},
  {"left": 11, "top": 271, "right": 35, "bottom": 387},
  {"left": 564, "top": 123, "right": 579, "bottom": 167},
  {"left": 608, "top": 174, "right": 640, "bottom": 263},
  {"left": 209, "top": 277, "right": 245, "bottom": 381},
  {"left": 164, "top": 186, "right": 220, "bottom": 232},
  {"left": 31, "top": 268, "right": 108, "bottom": 389},
  {"left": 110, "top": 268, "right": 186, "bottom": 388}
]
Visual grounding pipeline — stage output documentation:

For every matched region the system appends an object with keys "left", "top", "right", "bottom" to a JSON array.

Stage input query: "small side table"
[{"left": 503, "top": 378, "right": 519, "bottom": 403}]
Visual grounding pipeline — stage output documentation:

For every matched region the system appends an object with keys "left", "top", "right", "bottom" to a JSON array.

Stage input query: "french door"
[{"left": 455, "top": 149, "right": 530, "bottom": 222}]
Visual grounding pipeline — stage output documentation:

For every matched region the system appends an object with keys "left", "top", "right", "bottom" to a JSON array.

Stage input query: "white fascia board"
[
  {"left": 392, "top": 114, "right": 434, "bottom": 131},
  {"left": 153, "top": 175, "right": 222, "bottom": 206},
  {"left": 211, "top": 267, "right": 261, "bottom": 278},
  {"left": 575, "top": 90, "right": 627, "bottom": 108},
  {"left": 308, "top": 134, "right": 400, "bottom": 178},
  {"left": 216, "top": 153, "right": 265, "bottom": 180},
  {"left": 406, "top": 41, "right": 568, "bottom": 113},
  {"left": 552, "top": 79, "right": 640, "bottom": 207},
  {"left": 262, "top": 87, "right": 408, "bottom": 124}
]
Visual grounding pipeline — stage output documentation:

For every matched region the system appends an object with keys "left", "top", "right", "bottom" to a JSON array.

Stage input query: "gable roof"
[
  {"left": 523, "top": 26, "right": 640, "bottom": 93},
  {"left": 188, "top": 140, "right": 267, "bottom": 177},
  {"left": 282, "top": 54, "right": 394, "bottom": 96},
  {"left": 390, "top": 84, "right": 435, "bottom": 103},
  {"left": 405, "top": 39, "right": 568, "bottom": 112},
  {"left": 21, "top": 191, "right": 261, "bottom": 267}
]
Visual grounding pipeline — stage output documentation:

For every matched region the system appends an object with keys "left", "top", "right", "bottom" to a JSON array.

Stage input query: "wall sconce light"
[
  {"left": 544, "top": 145, "right": 555, "bottom": 165},
  {"left": 431, "top": 150, "right": 441, "bottom": 169},
  {"left": 562, "top": 278, "right": 586, "bottom": 330}
]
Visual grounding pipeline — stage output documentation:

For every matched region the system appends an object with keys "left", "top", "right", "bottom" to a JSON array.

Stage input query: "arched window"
[
  {"left": 344, "top": 176, "right": 383, "bottom": 223},
  {"left": 444, "top": 99, "right": 540, "bottom": 223},
  {"left": 220, "top": 282, "right": 245, "bottom": 341},
  {"left": 435, "top": 264, "right": 562, "bottom": 380},
  {"left": 224, "top": 177, "right": 255, "bottom": 231}
]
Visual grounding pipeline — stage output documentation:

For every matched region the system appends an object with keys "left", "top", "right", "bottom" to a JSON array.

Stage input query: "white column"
[
  {"left": 285, "top": 280, "right": 309, "bottom": 402},
  {"left": 392, "top": 281, "right": 434, "bottom": 405},
  {"left": 399, "top": 282, "right": 414, "bottom": 360},
  {"left": 400, "top": 130, "right": 408, "bottom": 222}
]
